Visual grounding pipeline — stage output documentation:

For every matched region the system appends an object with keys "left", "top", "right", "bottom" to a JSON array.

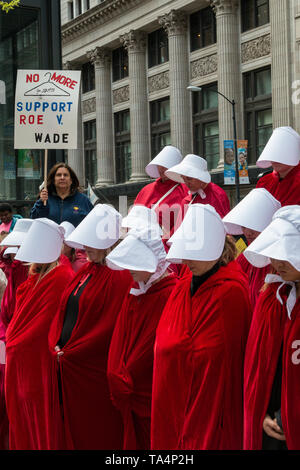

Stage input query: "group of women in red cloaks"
[{"left": 1, "top": 128, "right": 300, "bottom": 451}]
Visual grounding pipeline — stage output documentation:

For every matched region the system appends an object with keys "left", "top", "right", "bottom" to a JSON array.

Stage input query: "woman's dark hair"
[
  {"left": 0, "top": 203, "right": 13, "bottom": 213},
  {"left": 46, "top": 163, "right": 80, "bottom": 195}
]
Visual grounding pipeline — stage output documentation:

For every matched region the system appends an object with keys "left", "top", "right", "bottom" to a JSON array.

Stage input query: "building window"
[
  {"left": 241, "top": 0, "right": 269, "bottom": 32},
  {"left": 114, "top": 110, "right": 131, "bottom": 183},
  {"left": 150, "top": 98, "right": 171, "bottom": 157},
  {"left": 112, "top": 47, "right": 128, "bottom": 82},
  {"left": 84, "top": 120, "right": 97, "bottom": 185},
  {"left": 192, "top": 83, "right": 219, "bottom": 170},
  {"left": 68, "top": 1, "right": 74, "bottom": 20},
  {"left": 190, "top": 7, "right": 216, "bottom": 52},
  {"left": 148, "top": 28, "right": 169, "bottom": 68},
  {"left": 76, "top": 0, "right": 82, "bottom": 16},
  {"left": 244, "top": 67, "right": 272, "bottom": 164},
  {"left": 82, "top": 62, "right": 95, "bottom": 93}
]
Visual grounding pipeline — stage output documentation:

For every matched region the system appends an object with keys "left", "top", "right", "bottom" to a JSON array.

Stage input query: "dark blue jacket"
[{"left": 30, "top": 191, "right": 93, "bottom": 227}]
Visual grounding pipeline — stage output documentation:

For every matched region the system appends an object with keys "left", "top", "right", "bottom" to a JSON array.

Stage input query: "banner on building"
[
  {"left": 237, "top": 140, "right": 249, "bottom": 184},
  {"left": 14, "top": 69, "right": 81, "bottom": 149},
  {"left": 17, "top": 149, "right": 40, "bottom": 179},
  {"left": 224, "top": 140, "right": 235, "bottom": 185}
]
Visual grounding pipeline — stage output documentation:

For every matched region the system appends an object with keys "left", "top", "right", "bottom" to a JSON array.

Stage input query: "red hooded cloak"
[
  {"left": 48, "top": 262, "right": 132, "bottom": 450},
  {"left": 179, "top": 182, "right": 230, "bottom": 221},
  {"left": 237, "top": 253, "right": 270, "bottom": 309},
  {"left": 244, "top": 283, "right": 300, "bottom": 449},
  {"left": 256, "top": 164, "right": 300, "bottom": 206},
  {"left": 107, "top": 273, "right": 177, "bottom": 450},
  {"left": 151, "top": 261, "right": 251, "bottom": 450},
  {"left": 5, "top": 264, "right": 73, "bottom": 450}
]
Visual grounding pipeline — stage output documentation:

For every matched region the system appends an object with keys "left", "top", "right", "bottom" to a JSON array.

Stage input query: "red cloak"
[
  {"left": 151, "top": 261, "right": 251, "bottom": 450},
  {"left": 237, "top": 253, "right": 270, "bottom": 309},
  {"left": 179, "top": 182, "right": 230, "bottom": 221},
  {"left": 5, "top": 264, "right": 73, "bottom": 450},
  {"left": 256, "top": 164, "right": 300, "bottom": 206},
  {"left": 244, "top": 283, "right": 300, "bottom": 449},
  {"left": 48, "top": 262, "right": 132, "bottom": 450},
  {"left": 134, "top": 178, "right": 188, "bottom": 237},
  {"left": 107, "top": 273, "right": 177, "bottom": 450}
]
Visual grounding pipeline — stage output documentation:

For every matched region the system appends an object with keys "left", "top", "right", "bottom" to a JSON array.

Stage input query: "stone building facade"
[{"left": 60, "top": 0, "right": 300, "bottom": 207}]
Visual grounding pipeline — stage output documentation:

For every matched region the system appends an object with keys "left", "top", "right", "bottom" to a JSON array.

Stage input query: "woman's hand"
[
  {"left": 263, "top": 414, "right": 286, "bottom": 441},
  {"left": 40, "top": 188, "right": 48, "bottom": 203}
]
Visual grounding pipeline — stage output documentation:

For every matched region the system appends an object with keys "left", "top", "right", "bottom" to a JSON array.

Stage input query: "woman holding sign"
[{"left": 30, "top": 163, "right": 93, "bottom": 227}]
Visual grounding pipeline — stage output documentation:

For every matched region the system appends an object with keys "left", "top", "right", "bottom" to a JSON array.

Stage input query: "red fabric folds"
[
  {"left": 256, "top": 164, "right": 300, "bottom": 206},
  {"left": 48, "top": 262, "right": 132, "bottom": 450},
  {"left": 151, "top": 261, "right": 251, "bottom": 450},
  {"left": 244, "top": 283, "right": 300, "bottom": 449},
  {"left": 107, "top": 273, "right": 177, "bottom": 450},
  {"left": 5, "top": 264, "right": 73, "bottom": 450},
  {"left": 180, "top": 183, "right": 230, "bottom": 219},
  {"left": 134, "top": 178, "right": 188, "bottom": 236},
  {"left": 237, "top": 253, "right": 270, "bottom": 309}
]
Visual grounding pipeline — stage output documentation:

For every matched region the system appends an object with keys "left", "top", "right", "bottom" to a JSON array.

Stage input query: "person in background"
[
  {"left": 106, "top": 228, "right": 177, "bottom": 450},
  {"left": 5, "top": 218, "right": 74, "bottom": 450},
  {"left": 134, "top": 146, "right": 188, "bottom": 243},
  {"left": 151, "top": 204, "right": 251, "bottom": 450},
  {"left": 0, "top": 203, "right": 22, "bottom": 236},
  {"left": 48, "top": 204, "right": 132, "bottom": 450},
  {"left": 243, "top": 205, "right": 300, "bottom": 450},
  {"left": 223, "top": 188, "right": 281, "bottom": 309},
  {"left": 59, "top": 221, "right": 87, "bottom": 273},
  {"left": 165, "top": 154, "right": 230, "bottom": 228},
  {"left": 30, "top": 163, "right": 93, "bottom": 227},
  {"left": 256, "top": 126, "right": 300, "bottom": 206}
]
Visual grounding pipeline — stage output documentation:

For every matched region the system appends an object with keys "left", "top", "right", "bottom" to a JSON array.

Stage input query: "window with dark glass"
[
  {"left": 192, "top": 83, "right": 219, "bottom": 170},
  {"left": 244, "top": 67, "right": 272, "bottom": 164},
  {"left": 114, "top": 110, "right": 131, "bottom": 183},
  {"left": 68, "top": 1, "right": 74, "bottom": 20},
  {"left": 148, "top": 28, "right": 169, "bottom": 68},
  {"left": 84, "top": 120, "right": 97, "bottom": 185},
  {"left": 241, "top": 0, "right": 269, "bottom": 32},
  {"left": 150, "top": 98, "right": 171, "bottom": 158},
  {"left": 82, "top": 61, "right": 95, "bottom": 93},
  {"left": 112, "top": 47, "right": 128, "bottom": 82},
  {"left": 190, "top": 7, "right": 216, "bottom": 51}
]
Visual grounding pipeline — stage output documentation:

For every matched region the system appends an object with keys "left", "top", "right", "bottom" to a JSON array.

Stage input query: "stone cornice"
[{"left": 62, "top": 0, "right": 145, "bottom": 43}]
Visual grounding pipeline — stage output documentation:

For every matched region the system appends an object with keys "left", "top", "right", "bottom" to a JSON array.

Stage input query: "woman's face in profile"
[
  {"left": 270, "top": 258, "right": 300, "bottom": 282},
  {"left": 54, "top": 167, "right": 72, "bottom": 192}
]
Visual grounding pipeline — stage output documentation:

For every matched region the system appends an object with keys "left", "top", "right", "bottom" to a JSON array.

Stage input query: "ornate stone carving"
[
  {"left": 82, "top": 97, "right": 96, "bottom": 114},
  {"left": 158, "top": 9, "right": 187, "bottom": 36},
  {"left": 86, "top": 47, "right": 111, "bottom": 67},
  {"left": 210, "top": 0, "right": 239, "bottom": 15},
  {"left": 62, "top": 0, "right": 145, "bottom": 43},
  {"left": 148, "top": 71, "right": 169, "bottom": 93},
  {"left": 241, "top": 34, "right": 271, "bottom": 63},
  {"left": 120, "top": 30, "right": 146, "bottom": 53},
  {"left": 113, "top": 85, "right": 130, "bottom": 104},
  {"left": 190, "top": 54, "right": 218, "bottom": 78}
]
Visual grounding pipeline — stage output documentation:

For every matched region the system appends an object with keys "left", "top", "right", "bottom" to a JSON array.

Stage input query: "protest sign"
[{"left": 14, "top": 69, "right": 81, "bottom": 149}]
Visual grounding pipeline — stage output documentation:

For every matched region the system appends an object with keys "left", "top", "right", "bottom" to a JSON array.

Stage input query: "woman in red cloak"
[
  {"left": 151, "top": 204, "right": 251, "bottom": 450},
  {"left": 48, "top": 204, "right": 132, "bottom": 449},
  {"left": 106, "top": 228, "right": 177, "bottom": 449},
  {"left": 256, "top": 126, "right": 300, "bottom": 206},
  {"left": 243, "top": 205, "right": 300, "bottom": 450},
  {"left": 223, "top": 188, "right": 281, "bottom": 309},
  {"left": 134, "top": 146, "right": 188, "bottom": 243},
  {"left": 5, "top": 218, "right": 74, "bottom": 450}
]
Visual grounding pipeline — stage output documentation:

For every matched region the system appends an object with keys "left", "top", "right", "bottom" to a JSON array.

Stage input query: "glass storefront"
[{"left": 0, "top": 1, "right": 62, "bottom": 205}]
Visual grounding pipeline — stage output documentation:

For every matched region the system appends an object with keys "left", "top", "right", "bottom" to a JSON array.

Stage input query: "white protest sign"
[{"left": 14, "top": 69, "right": 81, "bottom": 149}]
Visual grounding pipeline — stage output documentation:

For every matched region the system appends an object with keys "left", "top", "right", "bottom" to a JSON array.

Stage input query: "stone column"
[
  {"left": 63, "top": 60, "right": 85, "bottom": 186},
  {"left": 120, "top": 30, "right": 150, "bottom": 182},
  {"left": 294, "top": 2, "right": 300, "bottom": 134},
  {"left": 159, "top": 10, "right": 192, "bottom": 156},
  {"left": 211, "top": 0, "right": 242, "bottom": 168},
  {"left": 87, "top": 47, "right": 114, "bottom": 186},
  {"left": 270, "top": 0, "right": 292, "bottom": 127}
]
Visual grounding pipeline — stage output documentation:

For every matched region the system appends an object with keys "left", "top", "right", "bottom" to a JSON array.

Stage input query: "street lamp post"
[{"left": 187, "top": 85, "right": 240, "bottom": 203}]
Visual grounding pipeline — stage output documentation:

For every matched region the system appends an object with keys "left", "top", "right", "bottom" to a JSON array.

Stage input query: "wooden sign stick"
[{"left": 43, "top": 148, "right": 48, "bottom": 206}]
